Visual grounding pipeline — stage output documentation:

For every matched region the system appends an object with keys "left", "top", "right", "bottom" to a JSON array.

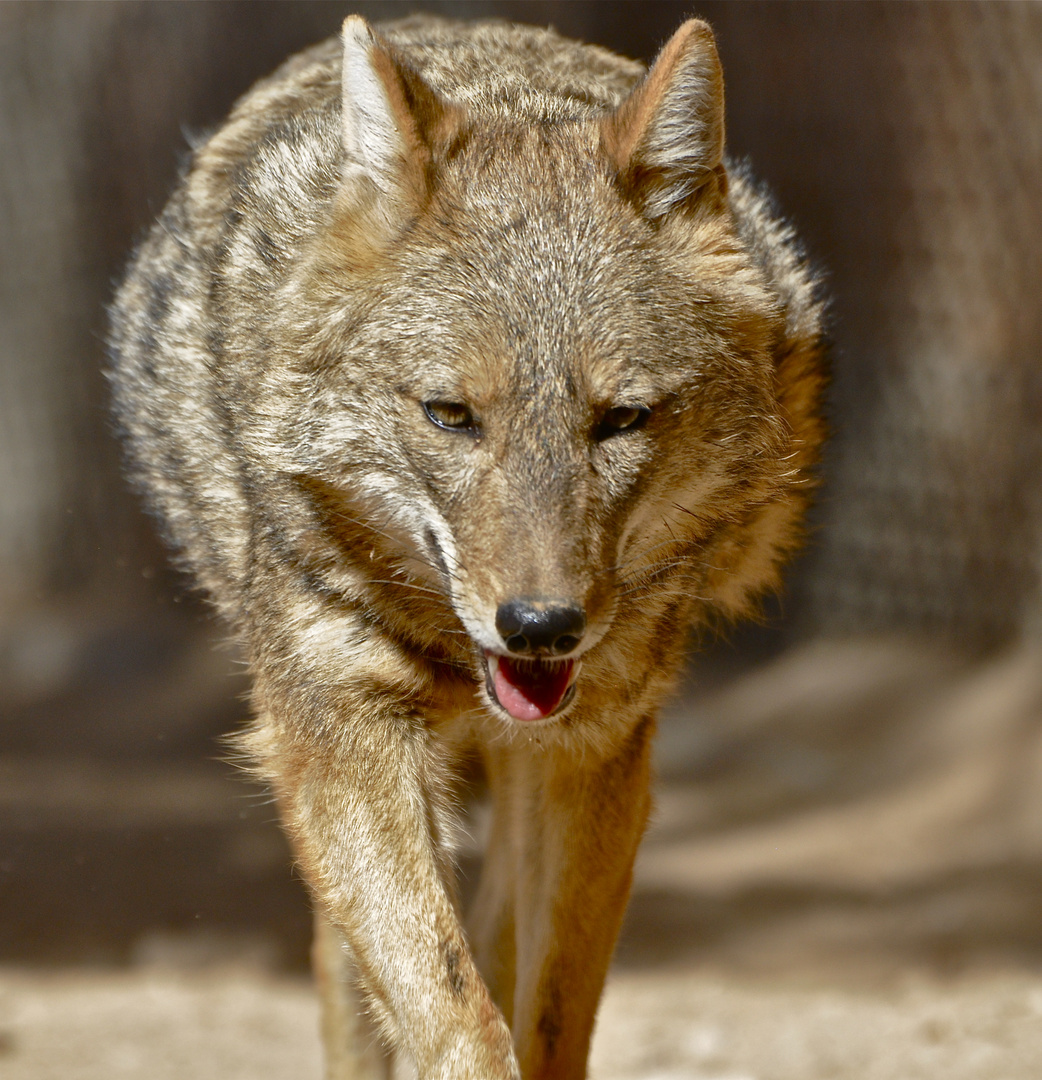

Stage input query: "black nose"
[{"left": 495, "top": 600, "right": 586, "bottom": 656}]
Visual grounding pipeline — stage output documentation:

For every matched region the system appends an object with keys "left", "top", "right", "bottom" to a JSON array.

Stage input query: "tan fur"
[{"left": 109, "top": 15, "right": 826, "bottom": 1080}]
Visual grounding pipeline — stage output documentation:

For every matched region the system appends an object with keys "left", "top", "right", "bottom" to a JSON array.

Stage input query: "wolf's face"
[
  {"left": 289, "top": 135, "right": 784, "bottom": 723},
  {"left": 273, "top": 21, "right": 792, "bottom": 724}
]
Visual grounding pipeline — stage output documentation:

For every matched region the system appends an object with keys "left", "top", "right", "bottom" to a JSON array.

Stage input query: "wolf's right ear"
[
  {"left": 601, "top": 20, "right": 725, "bottom": 219},
  {"left": 340, "top": 16, "right": 459, "bottom": 210}
]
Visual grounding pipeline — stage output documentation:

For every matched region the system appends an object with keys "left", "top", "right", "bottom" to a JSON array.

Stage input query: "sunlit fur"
[{"left": 109, "top": 15, "right": 825, "bottom": 1080}]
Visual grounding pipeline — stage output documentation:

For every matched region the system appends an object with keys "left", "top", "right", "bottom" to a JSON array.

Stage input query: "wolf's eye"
[
  {"left": 423, "top": 400, "right": 478, "bottom": 434},
  {"left": 595, "top": 405, "right": 651, "bottom": 441}
]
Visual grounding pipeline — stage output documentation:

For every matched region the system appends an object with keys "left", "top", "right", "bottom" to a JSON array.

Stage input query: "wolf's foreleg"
[
  {"left": 469, "top": 769, "right": 521, "bottom": 1028},
  {"left": 312, "top": 909, "right": 393, "bottom": 1080},
  {"left": 476, "top": 719, "right": 654, "bottom": 1080},
  {"left": 249, "top": 674, "right": 519, "bottom": 1080}
]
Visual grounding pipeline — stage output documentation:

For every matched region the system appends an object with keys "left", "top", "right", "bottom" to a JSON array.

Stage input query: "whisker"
[
  {"left": 323, "top": 505, "right": 427, "bottom": 557},
  {"left": 323, "top": 505, "right": 472, "bottom": 589},
  {"left": 607, "top": 536, "right": 689, "bottom": 576},
  {"left": 618, "top": 557, "right": 692, "bottom": 583},
  {"left": 364, "top": 578, "right": 449, "bottom": 600},
  {"left": 613, "top": 537, "right": 713, "bottom": 578}
]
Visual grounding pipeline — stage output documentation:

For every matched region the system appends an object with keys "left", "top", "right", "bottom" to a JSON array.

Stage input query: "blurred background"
[{"left": 2, "top": 2, "right": 1042, "bottom": 1077}]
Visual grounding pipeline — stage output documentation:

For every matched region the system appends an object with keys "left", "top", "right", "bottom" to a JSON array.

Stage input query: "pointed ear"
[
  {"left": 601, "top": 20, "right": 725, "bottom": 218},
  {"left": 340, "top": 16, "right": 458, "bottom": 206}
]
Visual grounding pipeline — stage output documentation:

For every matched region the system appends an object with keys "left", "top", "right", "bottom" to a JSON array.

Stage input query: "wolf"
[{"left": 109, "top": 13, "right": 825, "bottom": 1080}]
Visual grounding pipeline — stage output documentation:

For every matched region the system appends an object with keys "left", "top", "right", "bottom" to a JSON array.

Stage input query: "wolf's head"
[{"left": 279, "top": 18, "right": 824, "bottom": 725}]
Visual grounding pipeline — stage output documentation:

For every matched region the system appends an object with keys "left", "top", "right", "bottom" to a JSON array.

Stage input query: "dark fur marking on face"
[{"left": 423, "top": 527, "right": 452, "bottom": 588}]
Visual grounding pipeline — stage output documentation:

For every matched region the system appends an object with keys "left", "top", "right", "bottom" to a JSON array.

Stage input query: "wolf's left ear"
[
  {"left": 340, "top": 16, "right": 459, "bottom": 207},
  {"left": 602, "top": 20, "right": 725, "bottom": 218}
]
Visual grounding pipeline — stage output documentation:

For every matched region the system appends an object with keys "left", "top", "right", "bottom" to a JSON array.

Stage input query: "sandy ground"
[
  {"left": 3, "top": 964, "right": 1042, "bottom": 1080},
  {"left": 3, "top": 636, "right": 1042, "bottom": 1077}
]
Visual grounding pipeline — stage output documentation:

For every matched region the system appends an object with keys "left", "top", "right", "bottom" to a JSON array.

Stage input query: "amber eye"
[
  {"left": 595, "top": 405, "right": 651, "bottom": 441},
  {"left": 423, "top": 400, "right": 478, "bottom": 434}
]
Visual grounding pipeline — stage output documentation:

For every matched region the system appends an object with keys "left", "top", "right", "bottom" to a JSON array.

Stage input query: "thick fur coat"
[{"left": 109, "top": 15, "right": 825, "bottom": 1080}]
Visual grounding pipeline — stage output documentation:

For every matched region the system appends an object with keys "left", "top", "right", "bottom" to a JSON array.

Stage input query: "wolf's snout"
[{"left": 495, "top": 600, "right": 586, "bottom": 656}]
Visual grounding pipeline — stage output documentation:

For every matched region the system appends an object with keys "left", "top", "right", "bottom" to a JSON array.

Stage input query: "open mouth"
[{"left": 483, "top": 651, "right": 579, "bottom": 722}]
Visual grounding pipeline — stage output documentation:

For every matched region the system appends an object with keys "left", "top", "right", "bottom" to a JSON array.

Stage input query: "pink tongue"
[{"left": 489, "top": 655, "right": 574, "bottom": 721}]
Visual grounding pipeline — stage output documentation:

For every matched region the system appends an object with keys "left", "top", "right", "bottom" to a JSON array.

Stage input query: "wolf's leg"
[
  {"left": 313, "top": 909, "right": 393, "bottom": 1080},
  {"left": 252, "top": 686, "right": 518, "bottom": 1080},
  {"left": 476, "top": 719, "right": 654, "bottom": 1080},
  {"left": 468, "top": 778, "right": 519, "bottom": 1029}
]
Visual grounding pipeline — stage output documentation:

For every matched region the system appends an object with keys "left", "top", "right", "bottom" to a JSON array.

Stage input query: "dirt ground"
[
  {"left": 3, "top": 964, "right": 1042, "bottom": 1080},
  {"left": 3, "top": 636, "right": 1042, "bottom": 1078}
]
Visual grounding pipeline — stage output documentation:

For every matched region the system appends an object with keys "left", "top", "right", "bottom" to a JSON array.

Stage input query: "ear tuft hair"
[
  {"left": 340, "top": 16, "right": 459, "bottom": 204},
  {"left": 341, "top": 17, "right": 402, "bottom": 191},
  {"left": 602, "top": 20, "right": 725, "bottom": 218}
]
